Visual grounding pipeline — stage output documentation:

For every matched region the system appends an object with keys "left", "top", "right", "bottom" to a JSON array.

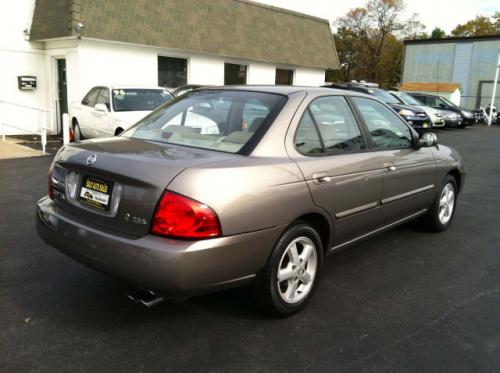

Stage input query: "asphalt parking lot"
[{"left": 1, "top": 125, "right": 499, "bottom": 372}]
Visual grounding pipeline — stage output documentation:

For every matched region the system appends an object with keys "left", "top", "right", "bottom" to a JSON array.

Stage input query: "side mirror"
[
  {"left": 438, "top": 103, "right": 447, "bottom": 109},
  {"left": 94, "top": 103, "right": 108, "bottom": 113},
  {"left": 419, "top": 132, "right": 438, "bottom": 147}
]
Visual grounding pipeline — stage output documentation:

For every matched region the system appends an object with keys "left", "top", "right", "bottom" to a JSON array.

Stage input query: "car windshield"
[
  {"left": 368, "top": 88, "right": 402, "bottom": 104},
  {"left": 439, "top": 96, "right": 457, "bottom": 107},
  {"left": 397, "top": 92, "right": 424, "bottom": 106},
  {"left": 123, "top": 90, "right": 287, "bottom": 154},
  {"left": 112, "top": 89, "right": 174, "bottom": 112}
]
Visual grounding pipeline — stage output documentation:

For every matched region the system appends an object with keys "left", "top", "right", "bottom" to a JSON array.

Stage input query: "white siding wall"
[
  {"left": 248, "top": 63, "right": 276, "bottom": 84},
  {"left": 189, "top": 56, "right": 224, "bottom": 85},
  {"left": 76, "top": 40, "right": 158, "bottom": 98},
  {"left": 294, "top": 67, "right": 325, "bottom": 86},
  {"left": 449, "top": 89, "right": 461, "bottom": 106},
  {"left": 0, "top": 0, "right": 51, "bottom": 135}
]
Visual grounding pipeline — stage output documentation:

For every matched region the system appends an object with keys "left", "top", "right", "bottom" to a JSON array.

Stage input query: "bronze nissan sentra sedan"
[{"left": 36, "top": 86, "right": 464, "bottom": 316}]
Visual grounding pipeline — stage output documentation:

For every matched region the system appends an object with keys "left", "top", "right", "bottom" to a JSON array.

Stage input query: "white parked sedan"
[{"left": 70, "top": 86, "right": 174, "bottom": 140}]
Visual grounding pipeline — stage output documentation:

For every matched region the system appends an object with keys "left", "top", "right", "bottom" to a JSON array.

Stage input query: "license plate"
[{"left": 79, "top": 175, "right": 113, "bottom": 210}]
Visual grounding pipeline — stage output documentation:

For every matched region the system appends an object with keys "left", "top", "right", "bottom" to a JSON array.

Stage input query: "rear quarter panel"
[{"left": 166, "top": 156, "right": 327, "bottom": 236}]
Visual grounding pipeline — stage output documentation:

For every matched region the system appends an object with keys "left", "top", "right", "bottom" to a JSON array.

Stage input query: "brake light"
[
  {"left": 151, "top": 191, "right": 221, "bottom": 239},
  {"left": 48, "top": 167, "right": 54, "bottom": 199}
]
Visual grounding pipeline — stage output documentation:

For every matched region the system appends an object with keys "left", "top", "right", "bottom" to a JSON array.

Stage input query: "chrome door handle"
[
  {"left": 385, "top": 165, "right": 396, "bottom": 172},
  {"left": 312, "top": 172, "right": 331, "bottom": 184}
]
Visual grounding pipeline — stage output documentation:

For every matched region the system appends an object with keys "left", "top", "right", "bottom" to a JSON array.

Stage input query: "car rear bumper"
[{"left": 36, "top": 196, "right": 283, "bottom": 296}]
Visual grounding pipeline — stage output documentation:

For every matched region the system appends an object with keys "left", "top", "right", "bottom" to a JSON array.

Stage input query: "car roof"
[
  {"left": 409, "top": 92, "right": 431, "bottom": 96},
  {"left": 110, "top": 85, "right": 169, "bottom": 90},
  {"left": 175, "top": 84, "right": 203, "bottom": 89},
  {"left": 198, "top": 85, "right": 369, "bottom": 97}
]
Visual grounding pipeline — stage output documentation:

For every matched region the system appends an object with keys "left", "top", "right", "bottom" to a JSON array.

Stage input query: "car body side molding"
[
  {"left": 335, "top": 201, "right": 379, "bottom": 219},
  {"left": 381, "top": 184, "right": 434, "bottom": 205},
  {"left": 329, "top": 208, "right": 429, "bottom": 253}
]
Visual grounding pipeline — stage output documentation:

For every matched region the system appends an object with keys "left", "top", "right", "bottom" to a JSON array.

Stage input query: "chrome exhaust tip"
[{"left": 127, "top": 289, "right": 165, "bottom": 308}]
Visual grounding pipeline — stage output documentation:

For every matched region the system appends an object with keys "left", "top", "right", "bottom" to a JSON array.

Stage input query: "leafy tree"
[
  {"left": 378, "top": 34, "right": 404, "bottom": 87},
  {"left": 451, "top": 15, "right": 498, "bottom": 36},
  {"left": 327, "top": 26, "right": 366, "bottom": 82},
  {"left": 333, "top": 0, "right": 423, "bottom": 86},
  {"left": 430, "top": 27, "right": 446, "bottom": 39}
]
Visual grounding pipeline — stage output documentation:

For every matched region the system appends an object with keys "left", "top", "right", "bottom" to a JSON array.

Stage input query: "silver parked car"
[
  {"left": 37, "top": 86, "right": 464, "bottom": 316},
  {"left": 389, "top": 90, "right": 445, "bottom": 128}
]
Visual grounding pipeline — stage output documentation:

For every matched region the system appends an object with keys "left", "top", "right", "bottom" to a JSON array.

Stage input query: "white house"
[{"left": 0, "top": 0, "right": 339, "bottom": 136}]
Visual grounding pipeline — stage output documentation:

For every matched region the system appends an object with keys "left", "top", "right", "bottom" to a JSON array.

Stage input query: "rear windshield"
[
  {"left": 123, "top": 90, "right": 287, "bottom": 154},
  {"left": 112, "top": 89, "right": 174, "bottom": 112}
]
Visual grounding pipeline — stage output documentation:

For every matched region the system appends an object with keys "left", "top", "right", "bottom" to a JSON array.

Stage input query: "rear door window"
[
  {"left": 95, "top": 88, "right": 111, "bottom": 110},
  {"left": 423, "top": 96, "right": 436, "bottom": 106},
  {"left": 295, "top": 96, "right": 365, "bottom": 155},
  {"left": 294, "top": 111, "right": 324, "bottom": 155},
  {"left": 83, "top": 88, "right": 99, "bottom": 107}
]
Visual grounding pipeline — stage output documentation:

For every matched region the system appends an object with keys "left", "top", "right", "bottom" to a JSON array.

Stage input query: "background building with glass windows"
[{"left": 401, "top": 35, "right": 500, "bottom": 110}]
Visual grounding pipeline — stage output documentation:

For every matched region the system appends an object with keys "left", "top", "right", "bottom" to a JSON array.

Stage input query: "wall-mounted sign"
[{"left": 18, "top": 76, "right": 37, "bottom": 90}]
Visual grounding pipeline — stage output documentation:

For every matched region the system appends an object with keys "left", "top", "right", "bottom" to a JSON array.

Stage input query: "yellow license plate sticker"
[{"left": 79, "top": 176, "right": 113, "bottom": 210}]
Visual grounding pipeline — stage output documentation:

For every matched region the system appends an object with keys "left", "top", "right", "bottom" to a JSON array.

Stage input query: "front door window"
[{"left": 352, "top": 97, "right": 413, "bottom": 149}]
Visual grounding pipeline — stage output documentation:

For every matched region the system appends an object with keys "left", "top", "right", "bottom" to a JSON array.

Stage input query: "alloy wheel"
[
  {"left": 438, "top": 182, "right": 455, "bottom": 225},
  {"left": 276, "top": 236, "right": 318, "bottom": 304}
]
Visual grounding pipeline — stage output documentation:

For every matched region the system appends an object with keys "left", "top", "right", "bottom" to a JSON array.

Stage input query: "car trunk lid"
[{"left": 51, "top": 137, "right": 236, "bottom": 237}]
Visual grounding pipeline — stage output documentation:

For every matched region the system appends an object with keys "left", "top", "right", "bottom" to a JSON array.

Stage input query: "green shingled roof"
[{"left": 30, "top": 0, "right": 339, "bottom": 69}]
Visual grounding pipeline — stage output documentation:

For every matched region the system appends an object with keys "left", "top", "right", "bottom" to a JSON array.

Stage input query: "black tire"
[
  {"left": 73, "top": 120, "right": 83, "bottom": 141},
  {"left": 252, "top": 222, "right": 323, "bottom": 317},
  {"left": 423, "top": 175, "right": 458, "bottom": 232},
  {"left": 458, "top": 122, "right": 467, "bottom": 129}
]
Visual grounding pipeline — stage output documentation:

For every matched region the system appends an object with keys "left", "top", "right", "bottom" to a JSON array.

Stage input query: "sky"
[{"left": 255, "top": 0, "right": 498, "bottom": 33}]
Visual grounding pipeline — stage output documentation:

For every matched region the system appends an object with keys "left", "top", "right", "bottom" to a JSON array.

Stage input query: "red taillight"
[
  {"left": 48, "top": 167, "right": 54, "bottom": 199},
  {"left": 151, "top": 191, "right": 221, "bottom": 239}
]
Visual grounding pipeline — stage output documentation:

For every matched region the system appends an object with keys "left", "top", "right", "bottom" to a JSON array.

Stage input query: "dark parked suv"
[
  {"left": 407, "top": 93, "right": 475, "bottom": 128},
  {"left": 324, "top": 83, "right": 432, "bottom": 130}
]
